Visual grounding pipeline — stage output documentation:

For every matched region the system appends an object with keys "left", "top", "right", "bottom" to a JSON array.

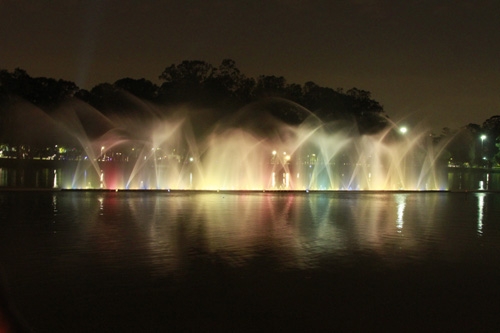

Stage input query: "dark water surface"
[{"left": 1, "top": 191, "right": 500, "bottom": 332}]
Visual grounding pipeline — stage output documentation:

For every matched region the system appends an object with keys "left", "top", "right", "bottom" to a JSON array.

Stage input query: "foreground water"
[{"left": 1, "top": 191, "right": 500, "bottom": 331}]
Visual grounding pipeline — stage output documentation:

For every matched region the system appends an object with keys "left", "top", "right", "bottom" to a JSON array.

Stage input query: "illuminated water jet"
[{"left": 14, "top": 98, "right": 449, "bottom": 190}]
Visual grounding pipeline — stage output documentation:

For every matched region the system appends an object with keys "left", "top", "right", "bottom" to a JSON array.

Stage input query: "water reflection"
[
  {"left": 477, "top": 193, "right": 485, "bottom": 236},
  {"left": 4, "top": 191, "right": 499, "bottom": 284},
  {"left": 395, "top": 194, "right": 407, "bottom": 233},
  {"left": 2, "top": 191, "right": 500, "bottom": 332},
  {"left": 98, "top": 196, "right": 104, "bottom": 215},
  {"left": 52, "top": 194, "right": 57, "bottom": 214},
  {"left": 52, "top": 191, "right": 494, "bottom": 276}
]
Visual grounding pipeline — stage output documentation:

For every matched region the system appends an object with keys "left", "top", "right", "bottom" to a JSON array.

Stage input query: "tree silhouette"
[
  {"left": 114, "top": 78, "right": 158, "bottom": 101},
  {"left": 0, "top": 68, "right": 78, "bottom": 109},
  {"left": 158, "top": 60, "right": 214, "bottom": 104}
]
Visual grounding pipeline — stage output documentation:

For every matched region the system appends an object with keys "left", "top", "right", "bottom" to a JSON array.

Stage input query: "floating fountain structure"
[{"left": 7, "top": 97, "right": 448, "bottom": 191}]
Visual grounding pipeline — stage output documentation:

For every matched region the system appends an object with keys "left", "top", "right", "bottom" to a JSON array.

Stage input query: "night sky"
[{"left": 1, "top": 0, "right": 499, "bottom": 131}]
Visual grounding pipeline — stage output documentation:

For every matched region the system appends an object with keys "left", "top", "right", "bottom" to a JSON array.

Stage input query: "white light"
[{"left": 400, "top": 127, "right": 408, "bottom": 134}]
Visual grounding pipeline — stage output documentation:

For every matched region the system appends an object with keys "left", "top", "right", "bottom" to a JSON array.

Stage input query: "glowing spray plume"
[{"left": 41, "top": 98, "right": 447, "bottom": 191}]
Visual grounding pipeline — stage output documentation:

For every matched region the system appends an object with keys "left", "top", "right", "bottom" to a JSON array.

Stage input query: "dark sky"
[{"left": 1, "top": 0, "right": 499, "bottom": 131}]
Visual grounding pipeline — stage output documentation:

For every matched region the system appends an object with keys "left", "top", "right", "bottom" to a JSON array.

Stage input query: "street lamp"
[
  {"left": 480, "top": 135, "right": 486, "bottom": 150},
  {"left": 480, "top": 135, "right": 487, "bottom": 166}
]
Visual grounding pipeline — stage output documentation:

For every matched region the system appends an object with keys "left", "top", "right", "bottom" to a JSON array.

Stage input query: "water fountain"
[{"left": 2, "top": 97, "right": 448, "bottom": 191}]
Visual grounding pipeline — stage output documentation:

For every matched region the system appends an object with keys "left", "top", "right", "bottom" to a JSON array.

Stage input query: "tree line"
[
  {"left": 0, "top": 59, "right": 387, "bottom": 134},
  {"left": 435, "top": 117, "right": 500, "bottom": 168}
]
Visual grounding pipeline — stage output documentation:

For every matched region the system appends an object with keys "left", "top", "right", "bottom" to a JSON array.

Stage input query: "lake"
[{"left": 1, "top": 190, "right": 500, "bottom": 331}]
